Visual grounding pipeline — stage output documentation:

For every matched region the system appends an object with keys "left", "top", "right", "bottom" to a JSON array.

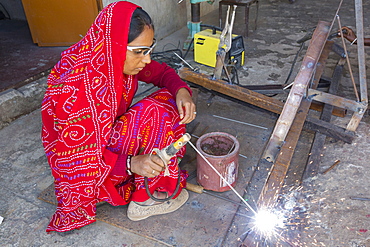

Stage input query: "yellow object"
[
  {"left": 194, "top": 29, "right": 245, "bottom": 68},
  {"left": 21, "top": 0, "right": 101, "bottom": 46}
]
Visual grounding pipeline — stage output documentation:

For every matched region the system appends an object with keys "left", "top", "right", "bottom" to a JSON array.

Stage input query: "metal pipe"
[{"left": 191, "top": 3, "right": 201, "bottom": 22}]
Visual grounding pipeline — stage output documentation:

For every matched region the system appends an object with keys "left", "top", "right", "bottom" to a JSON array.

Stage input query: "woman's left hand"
[{"left": 176, "top": 88, "right": 196, "bottom": 124}]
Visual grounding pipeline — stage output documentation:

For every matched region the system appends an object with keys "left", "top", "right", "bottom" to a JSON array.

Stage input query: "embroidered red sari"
[{"left": 41, "top": 1, "right": 190, "bottom": 232}]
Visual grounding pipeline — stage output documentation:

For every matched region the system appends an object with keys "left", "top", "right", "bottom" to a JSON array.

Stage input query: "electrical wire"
[
  {"left": 283, "top": 42, "right": 305, "bottom": 87},
  {"left": 134, "top": 46, "right": 186, "bottom": 99},
  {"left": 151, "top": 48, "right": 184, "bottom": 70}
]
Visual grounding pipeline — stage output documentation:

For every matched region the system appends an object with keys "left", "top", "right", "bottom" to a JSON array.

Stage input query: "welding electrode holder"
[{"left": 144, "top": 133, "right": 191, "bottom": 202}]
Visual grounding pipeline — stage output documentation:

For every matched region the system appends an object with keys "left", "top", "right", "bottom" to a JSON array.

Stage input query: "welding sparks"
[
  {"left": 189, "top": 139, "right": 309, "bottom": 245},
  {"left": 251, "top": 208, "right": 286, "bottom": 239}
]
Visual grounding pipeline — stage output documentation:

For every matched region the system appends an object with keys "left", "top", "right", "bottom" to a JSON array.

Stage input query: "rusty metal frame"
[
  {"left": 243, "top": 15, "right": 367, "bottom": 244},
  {"left": 179, "top": 1, "right": 367, "bottom": 244}
]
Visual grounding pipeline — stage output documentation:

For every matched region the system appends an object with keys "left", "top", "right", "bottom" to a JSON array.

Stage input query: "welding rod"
[
  {"left": 186, "top": 183, "right": 246, "bottom": 207},
  {"left": 322, "top": 160, "right": 341, "bottom": 175},
  {"left": 212, "top": 115, "right": 268, "bottom": 130},
  {"left": 173, "top": 52, "right": 196, "bottom": 71},
  {"left": 350, "top": 197, "right": 370, "bottom": 201}
]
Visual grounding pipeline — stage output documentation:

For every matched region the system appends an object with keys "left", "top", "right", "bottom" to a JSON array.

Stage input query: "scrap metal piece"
[{"left": 322, "top": 160, "right": 341, "bottom": 175}]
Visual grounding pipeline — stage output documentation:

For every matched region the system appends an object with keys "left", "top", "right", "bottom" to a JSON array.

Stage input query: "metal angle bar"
[
  {"left": 257, "top": 35, "right": 333, "bottom": 208},
  {"left": 307, "top": 88, "right": 367, "bottom": 113},
  {"left": 304, "top": 115, "right": 355, "bottom": 143},
  {"left": 261, "top": 21, "right": 330, "bottom": 163},
  {"left": 355, "top": 0, "right": 368, "bottom": 103},
  {"left": 243, "top": 24, "right": 332, "bottom": 246},
  {"left": 346, "top": 0, "right": 368, "bottom": 132},
  {"left": 178, "top": 67, "right": 284, "bottom": 114},
  {"left": 179, "top": 68, "right": 353, "bottom": 143}
]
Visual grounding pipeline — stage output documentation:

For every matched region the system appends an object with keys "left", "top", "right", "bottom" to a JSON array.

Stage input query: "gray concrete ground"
[{"left": 1, "top": 0, "right": 370, "bottom": 246}]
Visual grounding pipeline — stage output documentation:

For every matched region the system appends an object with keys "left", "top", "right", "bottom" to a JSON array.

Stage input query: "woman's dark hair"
[{"left": 128, "top": 8, "right": 154, "bottom": 43}]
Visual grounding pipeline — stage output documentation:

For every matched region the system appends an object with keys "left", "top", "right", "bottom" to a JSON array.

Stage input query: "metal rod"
[
  {"left": 239, "top": 154, "right": 248, "bottom": 159},
  {"left": 350, "top": 197, "right": 370, "bottom": 201},
  {"left": 328, "top": 0, "right": 344, "bottom": 33},
  {"left": 322, "top": 160, "right": 341, "bottom": 175},
  {"left": 336, "top": 15, "right": 360, "bottom": 102},
  {"left": 173, "top": 52, "right": 196, "bottom": 71},
  {"left": 212, "top": 115, "right": 268, "bottom": 130},
  {"left": 188, "top": 141, "right": 256, "bottom": 214}
]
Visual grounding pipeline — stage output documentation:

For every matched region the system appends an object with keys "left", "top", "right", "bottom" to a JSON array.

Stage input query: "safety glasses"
[{"left": 127, "top": 39, "right": 157, "bottom": 56}]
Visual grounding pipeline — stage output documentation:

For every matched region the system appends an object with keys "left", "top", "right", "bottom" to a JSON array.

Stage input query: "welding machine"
[{"left": 194, "top": 29, "right": 245, "bottom": 68}]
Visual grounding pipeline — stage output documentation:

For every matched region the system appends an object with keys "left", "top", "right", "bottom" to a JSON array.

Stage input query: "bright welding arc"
[
  {"left": 252, "top": 208, "right": 285, "bottom": 239},
  {"left": 188, "top": 141, "right": 256, "bottom": 214}
]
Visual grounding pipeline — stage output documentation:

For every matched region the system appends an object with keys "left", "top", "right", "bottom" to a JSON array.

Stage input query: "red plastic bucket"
[{"left": 196, "top": 132, "right": 239, "bottom": 192}]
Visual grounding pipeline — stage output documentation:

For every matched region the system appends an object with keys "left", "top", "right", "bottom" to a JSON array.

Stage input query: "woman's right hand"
[{"left": 130, "top": 154, "right": 165, "bottom": 178}]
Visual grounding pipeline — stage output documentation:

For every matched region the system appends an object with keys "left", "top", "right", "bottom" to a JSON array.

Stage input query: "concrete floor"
[
  {"left": 1, "top": 0, "right": 370, "bottom": 246},
  {"left": 0, "top": 20, "right": 65, "bottom": 92}
]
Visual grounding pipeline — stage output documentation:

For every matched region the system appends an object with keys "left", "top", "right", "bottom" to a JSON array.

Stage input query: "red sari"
[{"left": 41, "top": 1, "right": 190, "bottom": 232}]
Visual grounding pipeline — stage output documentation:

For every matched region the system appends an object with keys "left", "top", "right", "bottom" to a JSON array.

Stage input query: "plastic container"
[{"left": 196, "top": 132, "right": 239, "bottom": 192}]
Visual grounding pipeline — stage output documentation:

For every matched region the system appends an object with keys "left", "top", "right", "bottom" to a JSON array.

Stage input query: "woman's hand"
[
  {"left": 130, "top": 154, "right": 165, "bottom": 178},
  {"left": 176, "top": 88, "right": 196, "bottom": 124}
]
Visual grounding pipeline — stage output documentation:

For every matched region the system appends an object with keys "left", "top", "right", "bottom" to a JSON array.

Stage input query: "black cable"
[
  {"left": 144, "top": 173, "right": 181, "bottom": 202},
  {"left": 151, "top": 48, "right": 184, "bottom": 70},
  {"left": 183, "top": 38, "right": 194, "bottom": 60},
  {"left": 283, "top": 42, "right": 305, "bottom": 86}
]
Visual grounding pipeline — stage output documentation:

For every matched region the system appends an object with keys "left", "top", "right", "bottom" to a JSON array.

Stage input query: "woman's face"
[{"left": 124, "top": 26, "right": 155, "bottom": 75}]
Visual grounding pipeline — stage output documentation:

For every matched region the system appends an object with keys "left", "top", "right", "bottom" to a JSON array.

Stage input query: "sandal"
[
  {"left": 127, "top": 189, "right": 189, "bottom": 221},
  {"left": 134, "top": 191, "right": 168, "bottom": 206}
]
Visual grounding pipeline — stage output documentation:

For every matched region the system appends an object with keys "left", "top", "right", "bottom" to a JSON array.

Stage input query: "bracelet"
[{"left": 126, "top": 155, "right": 132, "bottom": 175}]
